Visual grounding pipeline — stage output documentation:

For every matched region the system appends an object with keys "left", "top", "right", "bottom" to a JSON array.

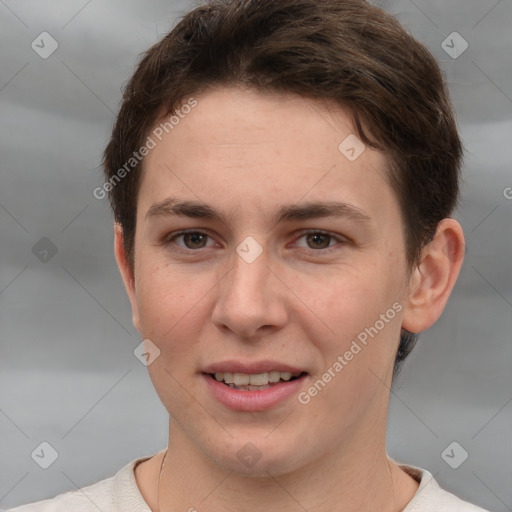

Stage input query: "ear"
[
  {"left": 401, "top": 218, "right": 465, "bottom": 334},
  {"left": 113, "top": 223, "right": 141, "bottom": 333}
]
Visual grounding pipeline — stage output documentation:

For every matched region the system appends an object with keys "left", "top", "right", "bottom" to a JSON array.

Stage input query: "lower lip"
[{"left": 203, "top": 373, "right": 307, "bottom": 411}]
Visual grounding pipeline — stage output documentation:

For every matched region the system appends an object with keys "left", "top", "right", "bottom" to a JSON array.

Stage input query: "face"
[{"left": 119, "top": 86, "right": 413, "bottom": 476}]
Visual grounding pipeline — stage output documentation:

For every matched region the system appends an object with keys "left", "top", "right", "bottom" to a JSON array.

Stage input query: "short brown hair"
[{"left": 103, "top": 0, "right": 463, "bottom": 376}]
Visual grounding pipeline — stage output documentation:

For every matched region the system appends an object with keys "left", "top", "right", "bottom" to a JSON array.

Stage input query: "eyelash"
[{"left": 163, "top": 229, "right": 348, "bottom": 255}]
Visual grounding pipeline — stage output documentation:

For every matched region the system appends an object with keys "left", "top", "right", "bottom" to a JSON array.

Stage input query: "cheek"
[
  {"left": 300, "top": 281, "right": 403, "bottom": 431},
  {"left": 135, "top": 262, "right": 210, "bottom": 355},
  {"left": 135, "top": 266, "right": 210, "bottom": 413},
  {"left": 298, "top": 263, "right": 403, "bottom": 375},
  {"left": 299, "top": 268, "right": 387, "bottom": 337}
]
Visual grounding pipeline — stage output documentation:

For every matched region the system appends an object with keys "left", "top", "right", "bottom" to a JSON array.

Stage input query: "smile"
[
  {"left": 210, "top": 371, "right": 304, "bottom": 390},
  {"left": 203, "top": 371, "right": 308, "bottom": 411}
]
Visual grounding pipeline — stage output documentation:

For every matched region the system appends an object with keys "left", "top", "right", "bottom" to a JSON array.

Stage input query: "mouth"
[
  {"left": 202, "top": 361, "right": 309, "bottom": 410},
  {"left": 206, "top": 371, "right": 307, "bottom": 391}
]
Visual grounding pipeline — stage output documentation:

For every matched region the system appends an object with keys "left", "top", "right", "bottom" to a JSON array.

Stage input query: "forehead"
[{"left": 138, "top": 86, "right": 397, "bottom": 226}]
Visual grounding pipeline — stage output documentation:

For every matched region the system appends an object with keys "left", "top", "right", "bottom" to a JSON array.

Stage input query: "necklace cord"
[{"left": 156, "top": 448, "right": 169, "bottom": 512}]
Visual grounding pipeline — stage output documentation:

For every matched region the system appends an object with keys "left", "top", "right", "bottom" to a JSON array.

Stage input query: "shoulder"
[
  {"left": 400, "top": 464, "right": 492, "bottom": 512},
  {"left": 3, "top": 452, "right": 159, "bottom": 512},
  {"left": 3, "top": 476, "right": 114, "bottom": 512}
]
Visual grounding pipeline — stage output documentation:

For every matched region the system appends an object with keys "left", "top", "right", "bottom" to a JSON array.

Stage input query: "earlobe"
[
  {"left": 113, "top": 223, "right": 141, "bottom": 333},
  {"left": 401, "top": 218, "right": 465, "bottom": 334}
]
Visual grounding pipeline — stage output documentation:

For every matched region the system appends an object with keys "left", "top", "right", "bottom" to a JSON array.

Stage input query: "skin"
[{"left": 114, "top": 86, "right": 465, "bottom": 511}]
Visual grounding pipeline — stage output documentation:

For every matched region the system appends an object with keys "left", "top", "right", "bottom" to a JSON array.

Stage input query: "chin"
[{"left": 205, "top": 435, "right": 309, "bottom": 478}]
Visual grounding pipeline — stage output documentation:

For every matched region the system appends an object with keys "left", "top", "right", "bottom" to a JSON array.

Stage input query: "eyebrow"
[{"left": 145, "top": 197, "right": 372, "bottom": 226}]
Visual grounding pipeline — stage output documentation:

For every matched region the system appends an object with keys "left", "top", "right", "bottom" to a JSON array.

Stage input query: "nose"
[{"left": 210, "top": 244, "right": 288, "bottom": 339}]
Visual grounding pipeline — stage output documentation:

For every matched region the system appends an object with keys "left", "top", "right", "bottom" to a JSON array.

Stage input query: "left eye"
[{"left": 293, "top": 231, "right": 343, "bottom": 250}]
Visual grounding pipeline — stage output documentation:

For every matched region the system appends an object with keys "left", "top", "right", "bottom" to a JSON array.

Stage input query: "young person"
[{"left": 8, "top": 0, "right": 491, "bottom": 510}]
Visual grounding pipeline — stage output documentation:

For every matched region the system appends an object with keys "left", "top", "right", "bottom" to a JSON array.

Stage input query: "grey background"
[{"left": 0, "top": 0, "right": 511, "bottom": 510}]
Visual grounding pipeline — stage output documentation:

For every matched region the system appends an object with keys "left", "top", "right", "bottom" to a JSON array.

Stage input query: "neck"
[{"left": 156, "top": 417, "right": 418, "bottom": 512}]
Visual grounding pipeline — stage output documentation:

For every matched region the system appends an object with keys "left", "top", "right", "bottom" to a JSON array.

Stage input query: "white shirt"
[{"left": 4, "top": 451, "right": 491, "bottom": 512}]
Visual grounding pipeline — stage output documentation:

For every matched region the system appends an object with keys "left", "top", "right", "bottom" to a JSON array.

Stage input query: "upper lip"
[{"left": 202, "top": 360, "right": 307, "bottom": 375}]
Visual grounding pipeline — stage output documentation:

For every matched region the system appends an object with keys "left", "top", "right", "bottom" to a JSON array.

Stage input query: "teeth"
[
  {"left": 247, "top": 385, "right": 264, "bottom": 391},
  {"left": 212, "top": 371, "right": 301, "bottom": 387},
  {"left": 249, "top": 373, "right": 268, "bottom": 386},
  {"left": 215, "top": 372, "right": 234, "bottom": 383},
  {"left": 234, "top": 373, "right": 250, "bottom": 385},
  {"left": 268, "top": 371, "right": 281, "bottom": 383}
]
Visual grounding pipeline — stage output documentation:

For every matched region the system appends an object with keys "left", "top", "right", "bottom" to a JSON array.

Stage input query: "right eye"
[{"left": 164, "top": 230, "right": 218, "bottom": 251}]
